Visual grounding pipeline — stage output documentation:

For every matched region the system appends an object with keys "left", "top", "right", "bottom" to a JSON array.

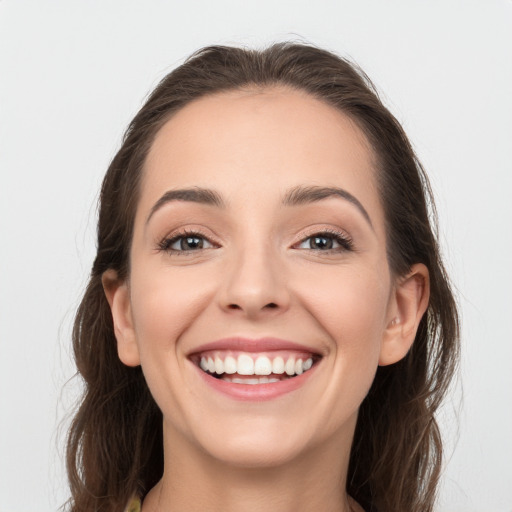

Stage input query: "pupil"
[
  {"left": 182, "top": 236, "right": 203, "bottom": 250},
  {"left": 312, "top": 236, "right": 332, "bottom": 250}
]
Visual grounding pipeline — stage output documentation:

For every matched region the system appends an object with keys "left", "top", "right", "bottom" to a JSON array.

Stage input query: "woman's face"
[{"left": 109, "top": 87, "right": 410, "bottom": 468}]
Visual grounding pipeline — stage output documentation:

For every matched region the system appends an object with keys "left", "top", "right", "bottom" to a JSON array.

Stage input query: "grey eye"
[
  {"left": 170, "top": 235, "right": 212, "bottom": 251},
  {"left": 307, "top": 235, "right": 334, "bottom": 250},
  {"left": 298, "top": 234, "right": 344, "bottom": 250}
]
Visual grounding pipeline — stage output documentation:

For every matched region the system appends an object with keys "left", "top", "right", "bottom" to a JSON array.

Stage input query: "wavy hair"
[{"left": 66, "top": 42, "right": 459, "bottom": 512}]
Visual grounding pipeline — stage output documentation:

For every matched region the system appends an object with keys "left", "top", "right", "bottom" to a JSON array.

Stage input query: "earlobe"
[
  {"left": 379, "top": 263, "right": 430, "bottom": 366},
  {"left": 102, "top": 269, "right": 141, "bottom": 367}
]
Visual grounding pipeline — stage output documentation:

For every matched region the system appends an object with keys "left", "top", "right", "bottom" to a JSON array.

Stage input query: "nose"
[{"left": 217, "top": 243, "right": 290, "bottom": 319}]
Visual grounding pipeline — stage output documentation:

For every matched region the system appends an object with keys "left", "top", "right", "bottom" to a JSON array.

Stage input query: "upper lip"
[{"left": 188, "top": 337, "right": 323, "bottom": 357}]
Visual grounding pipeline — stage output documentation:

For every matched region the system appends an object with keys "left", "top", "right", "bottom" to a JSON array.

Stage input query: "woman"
[{"left": 66, "top": 43, "right": 459, "bottom": 512}]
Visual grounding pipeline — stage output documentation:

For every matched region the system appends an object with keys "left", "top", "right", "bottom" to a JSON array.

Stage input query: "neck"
[{"left": 143, "top": 417, "right": 360, "bottom": 512}]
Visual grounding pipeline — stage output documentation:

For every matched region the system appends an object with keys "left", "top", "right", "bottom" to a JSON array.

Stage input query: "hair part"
[{"left": 66, "top": 42, "right": 459, "bottom": 512}]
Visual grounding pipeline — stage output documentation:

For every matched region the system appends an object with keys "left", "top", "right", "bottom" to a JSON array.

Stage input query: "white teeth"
[
  {"left": 254, "top": 356, "right": 272, "bottom": 375},
  {"left": 224, "top": 355, "right": 237, "bottom": 374},
  {"left": 285, "top": 357, "right": 296, "bottom": 376},
  {"left": 214, "top": 356, "right": 224, "bottom": 374},
  {"left": 272, "top": 356, "right": 285, "bottom": 374},
  {"left": 224, "top": 376, "right": 281, "bottom": 385},
  {"left": 237, "top": 354, "right": 254, "bottom": 375},
  {"left": 198, "top": 352, "right": 316, "bottom": 378}
]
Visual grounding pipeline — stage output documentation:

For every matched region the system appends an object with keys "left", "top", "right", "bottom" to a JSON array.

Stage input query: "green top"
[{"left": 126, "top": 497, "right": 142, "bottom": 512}]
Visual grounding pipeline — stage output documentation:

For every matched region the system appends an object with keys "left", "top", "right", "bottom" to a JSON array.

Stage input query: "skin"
[{"left": 104, "top": 86, "right": 429, "bottom": 512}]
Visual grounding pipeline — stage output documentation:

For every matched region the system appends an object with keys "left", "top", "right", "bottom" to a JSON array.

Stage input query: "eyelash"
[
  {"left": 157, "top": 228, "right": 215, "bottom": 255},
  {"left": 157, "top": 228, "right": 354, "bottom": 255},
  {"left": 296, "top": 229, "right": 354, "bottom": 253}
]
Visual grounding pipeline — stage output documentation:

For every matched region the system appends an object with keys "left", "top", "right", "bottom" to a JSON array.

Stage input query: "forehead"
[{"left": 141, "top": 86, "right": 383, "bottom": 231}]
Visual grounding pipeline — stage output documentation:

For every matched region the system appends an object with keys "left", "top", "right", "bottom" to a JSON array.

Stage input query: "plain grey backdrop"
[{"left": 1, "top": 1, "right": 511, "bottom": 511}]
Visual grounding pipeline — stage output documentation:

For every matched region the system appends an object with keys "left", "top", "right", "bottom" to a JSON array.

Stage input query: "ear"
[
  {"left": 379, "top": 263, "right": 430, "bottom": 366},
  {"left": 102, "top": 269, "right": 141, "bottom": 367}
]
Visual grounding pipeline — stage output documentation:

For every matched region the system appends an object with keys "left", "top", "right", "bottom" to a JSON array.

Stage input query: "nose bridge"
[{"left": 220, "top": 231, "right": 289, "bottom": 317}]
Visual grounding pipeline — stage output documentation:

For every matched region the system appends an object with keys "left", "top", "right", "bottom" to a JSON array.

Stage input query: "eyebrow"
[
  {"left": 146, "top": 184, "right": 373, "bottom": 229},
  {"left": 146, "top": 187, "right": 225, "bottom": 225},
  {"left": 283, "top": 185, "right": 373, "bottom": 228}
]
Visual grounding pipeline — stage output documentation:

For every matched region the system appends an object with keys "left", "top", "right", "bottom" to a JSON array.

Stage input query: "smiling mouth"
[{"left": 192, "top": 350, "right": 320, "bottom": 385}]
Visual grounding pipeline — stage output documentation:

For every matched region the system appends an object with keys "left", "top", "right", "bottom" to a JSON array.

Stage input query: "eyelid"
[
  {"left": 157, "top": 227, "right": 220, "bottom": 254},
  {"left": 292, "top": 227, "right": 354, "bottom": 252},
  {"left": 156, "top": 225, "right": 354, "bottom": 255}
]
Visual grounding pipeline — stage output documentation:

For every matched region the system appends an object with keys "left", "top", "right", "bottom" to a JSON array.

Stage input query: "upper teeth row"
[{"left": 199, "top": 354, "right": 313, "bottom": 376}]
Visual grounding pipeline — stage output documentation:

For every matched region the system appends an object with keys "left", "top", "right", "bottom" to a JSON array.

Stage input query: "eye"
[
  {"left": 296, "top": 231, "right": 353, "bottom": 252},
  {"left": 158, "top": 230, "right": 215, "bottom": 253}
]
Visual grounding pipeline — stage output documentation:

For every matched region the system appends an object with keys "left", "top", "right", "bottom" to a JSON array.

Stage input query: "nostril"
[{"left": 226, "top": 303, "right": 278, "bottom": 311}]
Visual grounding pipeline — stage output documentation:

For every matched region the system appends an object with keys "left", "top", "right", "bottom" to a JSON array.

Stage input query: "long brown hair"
[{"left": 66, "top": 42, "right": 459, "bottom": 512}]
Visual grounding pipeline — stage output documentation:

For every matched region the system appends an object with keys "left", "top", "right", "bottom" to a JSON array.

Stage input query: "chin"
[
  {"left": 182, "top": 411, "right": 332, "bottom": 470},
  {"left": 203, "top": 435, "right": 307, "bottom": 469}
]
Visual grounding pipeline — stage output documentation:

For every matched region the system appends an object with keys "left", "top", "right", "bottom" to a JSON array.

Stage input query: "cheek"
[
  {"left": 298, "top": 265, "right": 390, "bottom": 392},
  {"left": 299, "top": 265, "right": 390, "bottom": 342},
  {"left": 129, "top": 262, "right": 215, "bottom": 358},
  {"left": 126, "top": 262, "right": 218, "bottom": 430}
]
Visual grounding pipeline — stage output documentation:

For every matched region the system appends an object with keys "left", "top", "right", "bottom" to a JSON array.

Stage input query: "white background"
[{"left": 1, "top": 1, "right": 511, "bottom": 511}]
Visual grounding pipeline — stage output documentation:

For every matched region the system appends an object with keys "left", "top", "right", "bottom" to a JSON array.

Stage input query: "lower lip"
[{"left": 194, "top": 363, "right": 319, "bottom": 401}]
